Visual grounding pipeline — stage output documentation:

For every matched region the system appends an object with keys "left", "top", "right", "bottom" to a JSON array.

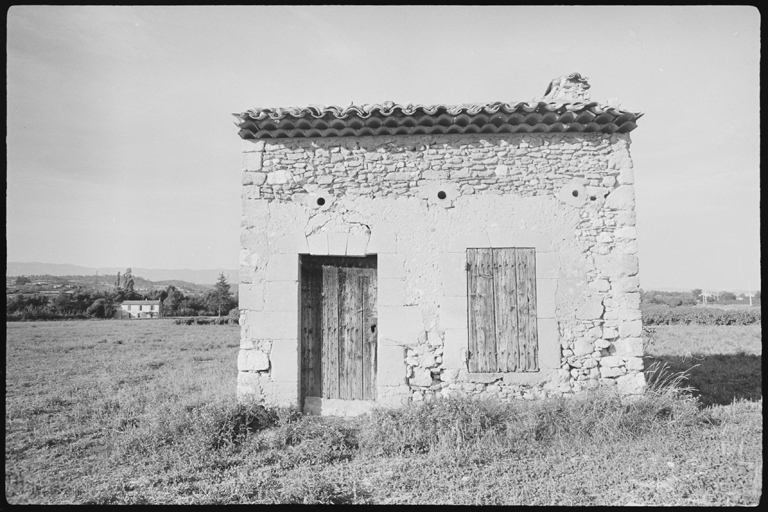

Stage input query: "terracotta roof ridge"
[
  {"left": 234, "top": 99, "right": 641, "bottom": 122},
  {"left": 233, "top": 75, "right": 642, "bottom": 139}
]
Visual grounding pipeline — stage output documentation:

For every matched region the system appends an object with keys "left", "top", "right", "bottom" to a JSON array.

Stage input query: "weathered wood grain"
[
  {"left": 338, "top": 268, "right": 362, "bottom": 399},
  {"left": 361, "top": 269, "right": 377, "bottom": 400},
  {"left": 305, "top": 256, "right": 378, "bottom": 402},
  {"left": 493, "top": 249, "right": 519, "bottom": 372},
  {"left": 322, "top": 265, "right": 339, "bottom": 398},
  {"left": 468, "top": 248, "right": 497, "bottom": 372},
  {"left": 514, "top": 249, "right": 533, "bottom": 372},
  {"left": 310, "top": 270, "right": 323, "bottom": 394},
  {"left": 467, "top": 248, "right": 539, "bottom": 373},
  {"left": 300, "top": 265, "right": 312, "bottom": 399},
  {"left": 520, "top": 248, "right": 539, "bottom": 371}
]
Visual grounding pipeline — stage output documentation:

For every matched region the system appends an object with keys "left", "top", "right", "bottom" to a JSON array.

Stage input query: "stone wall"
[{"left": 237, "top": 132, "right": 643, "bottom": 412}]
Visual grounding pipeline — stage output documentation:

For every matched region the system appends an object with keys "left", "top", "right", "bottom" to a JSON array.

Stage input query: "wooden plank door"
[
  {"left": 301, "top": 260, "right": 377, "bottom": 402},
  {"left": 300, "top": 263, "right": 323, "bottom": 399},
  {"left": 360, "top": 269, "right": 377, "bottom": 400},
  {"left": 337, "top": 268, "right": 377, "bottom": 400},
  {"left": 321, "top": 265, "right": 340, "bottom": 399},
  {"left": 338, "top": 268, "right": 361, "bottom": 400}
]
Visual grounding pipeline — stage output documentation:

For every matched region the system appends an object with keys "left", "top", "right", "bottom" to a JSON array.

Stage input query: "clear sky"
[{"left": 6, "top": 6, "right": 760, "bottom": 292}]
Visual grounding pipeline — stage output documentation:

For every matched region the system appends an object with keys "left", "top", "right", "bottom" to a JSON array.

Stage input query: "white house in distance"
[{"left": 116, "top": 300, "right": 162, "bottom": 319}]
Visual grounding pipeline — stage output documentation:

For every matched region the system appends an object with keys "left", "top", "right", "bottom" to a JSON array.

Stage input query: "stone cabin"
[{"left": 234, "top": 73, "right": 644, "bottom": 416}]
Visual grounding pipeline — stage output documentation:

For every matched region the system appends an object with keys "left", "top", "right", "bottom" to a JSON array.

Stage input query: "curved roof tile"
[{"left": 233, "top": 100, "right": 643, "bottom": 139}]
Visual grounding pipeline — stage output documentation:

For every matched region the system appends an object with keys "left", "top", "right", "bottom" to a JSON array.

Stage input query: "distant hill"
[
  {"left": 6, "top": 273, "right": 238, "bottom": 298},
  {"left": 6, "top": 262, "right": 238, "bottom": 285},
  {"left": 152, "top": 279, "right": 239, "bottom": 297}
]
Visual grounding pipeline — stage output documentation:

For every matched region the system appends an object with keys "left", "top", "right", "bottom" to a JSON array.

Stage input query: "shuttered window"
[{"left": 467, "top": 248, "right": 538, "bottom": 373}]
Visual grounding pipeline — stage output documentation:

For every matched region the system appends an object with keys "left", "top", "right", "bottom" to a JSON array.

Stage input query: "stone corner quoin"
[{"left": 235, "top": 84, "right": 643, "bottom": 413}]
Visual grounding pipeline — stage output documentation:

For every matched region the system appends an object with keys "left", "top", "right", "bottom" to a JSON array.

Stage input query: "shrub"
[
  {"left": 273, "top": 416, "right": 360, "bottom": 467},
  {"left": 202, "top": 400, "right": 280, "bottom": 449},
  {"left": 86, "top": 299, "right": 108, "bottom": 318},
  {"left": 628, "top": 362, "right": 703, "bottom": 429},
  {"left": 173, "top": 317, "right": 237, "bottom": 326},
  {"left": 359, "top": 395, "right": 523, "bottom": 455},
  {"left": 114, "top": 398, "right": 279, "bottom": 459}
]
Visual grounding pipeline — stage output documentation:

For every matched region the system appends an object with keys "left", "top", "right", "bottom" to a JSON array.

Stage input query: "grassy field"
[
  {"left": 5, "top": 320, "right": 762, "bottom": 505},
  {"left": 644, "top": 325, "right": 762, "bottom": 407}
]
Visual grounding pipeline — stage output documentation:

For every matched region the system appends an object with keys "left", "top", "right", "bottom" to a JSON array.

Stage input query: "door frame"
[{"left": 299, "top": 254, "right": 378, "bottom": 410}]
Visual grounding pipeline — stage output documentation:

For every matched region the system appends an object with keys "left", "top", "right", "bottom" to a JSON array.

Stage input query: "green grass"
[{"left": 5, "top": 320, "right": 762, "bottom": 504}]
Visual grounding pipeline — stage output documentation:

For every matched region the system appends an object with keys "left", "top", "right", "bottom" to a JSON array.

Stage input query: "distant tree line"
[
  {"left": 641, "top": 290, "right": 697, "bottom": 307},
  {"left": 6, "top": 270, "right": 237, "bottom": 321},
  {"left": 641, "top": 289, "right": 761, "bottom": 307},
  {"left": 643, "top": 306, "right": 761, "bottom": 326},
  {"left": 159, "top": 275, "right": 237, "bottom": 318}
]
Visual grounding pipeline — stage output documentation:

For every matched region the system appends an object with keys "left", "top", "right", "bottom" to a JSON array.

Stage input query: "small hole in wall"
[
  {"left": 437, "top": 191, "right": 447, "bottom": 200},
  {"left": 316, "top": 197, "right": 326, "bottom": 206},
  {"left": 590, "top": 195, "right": 597, "bottom": 201},
  {"left": 572, "top": 190, "right": 579, "bottom": 197},
  {"left": 371, "top": 324, "right": 376, "bottom": 333}
]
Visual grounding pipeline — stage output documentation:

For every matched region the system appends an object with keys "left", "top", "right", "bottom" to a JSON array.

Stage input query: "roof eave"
[{"left": 234, "top": 102, "right": 643, "bottom": 140}]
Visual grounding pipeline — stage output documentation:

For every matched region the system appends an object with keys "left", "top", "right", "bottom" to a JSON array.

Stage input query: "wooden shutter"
[
  {"left": 492, "top": 248, "right": 519, "bottom": 372},
  {"left": 516, "top": 248, "right": 538, "bottom": 371},
  {"left": 467, "top": 249, "right": 497, "bottom": 372},
  {"left": 467, "top": 248, "right": 538, "bottom": 372}
]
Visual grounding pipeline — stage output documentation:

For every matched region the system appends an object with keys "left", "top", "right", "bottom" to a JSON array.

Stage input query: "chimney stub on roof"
[{"left": 542, "top": 72, "right": 592, "bottom": 102}]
